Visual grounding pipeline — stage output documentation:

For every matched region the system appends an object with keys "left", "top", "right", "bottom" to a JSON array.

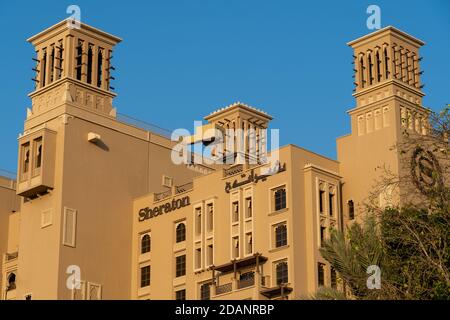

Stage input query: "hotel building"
[{"left": 0, "top": 20, "right": 430, "bottom": 300}]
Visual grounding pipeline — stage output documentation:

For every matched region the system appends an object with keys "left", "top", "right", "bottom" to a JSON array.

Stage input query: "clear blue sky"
[{"left": 0, "top": 0, "right": 449, "bottom": 173}]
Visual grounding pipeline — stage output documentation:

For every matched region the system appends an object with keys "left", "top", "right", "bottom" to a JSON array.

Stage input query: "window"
[
  {"left": 176, "top": 223, "right": 186, "bottom": 243},
  {"left": 329, "top": 192, "right": 334, "bottom": 216},
  {"left": 162, "top": 175, "right": 173, "bottom": 188},
  {"left": 384, "top": 47, "right": 389, "bottom": 79},
  {"left": 319, "top": 190, "right": 325, "bottom": 214},
  {"left": 41, "top": 208, "right": 53, "bottom": 228},
  {"left": 245, "top": 197, "right": 252, "bottom": 218},
  {"left": 232, "top": 236, "right": 239, "bottom": 259},
  {"left": 63, "top": 207, "right": 77, "bottom": 247},
  {"left": 22, "top": 142, "right": 30, "bottom": 176},
  {"left": 35, "top": 138, "right": 43, "bottom": 169},
  {"left": 276, "top": 261, "right": 288, "bottom": 285},
  {"left": 320, "top": 226, "right": 326, "bottom": 247},
  {"left": 206, "top": 244, "right": 213, "bottom": 266},
  {"left": 71, "top": 280, "right": 86, "bottom": 300},
  {"left": 49, "top": 46, "right": 55, "bottom": 82},
  {"left": 97, "top": 48, "right": 103, "bottom": 88},
  {"left": 141, "top": 234, "right": 151, "bottom": 254},
  {"left": 25, "top": 294, "right": 32, "bottom": 300},
  {"left": 140, "top": 266, "right": 151, "bottom": 288},
  {"left": 206, "top": 203, "right": 214, "bottom": 232},
  {"left": 200, "top": 283, "right": 211, "bottom": 300},
  {"left": 318, "top": 263, "right": 325, "bottom": 286},
  {"left": 175, "top": 289, "right": 186, "bottom": 300},
  {"left": 245, "top": 232, "right": 253, "bottom": 255},
  {"left": 274, "top": 188, "right": 286, "bottom": 211},
  {"left": 275, "top": 224, "right": 287, "bottom": 248},
  {"left": 195, "top": 248, "right": 202, "bottom": 270},
  {"left": 75, "top": 40, "right": 83, "bottom": 80},
  {"left": 359, "top": 56, "right": 365, "bottom": 88},
  {"left": 42, "top": 49, "right": 47, "bottom": 86},
  {"left": 7, "top": 273, "right": 16, "bottom": 291},
  {"left": 331, "top": 267, "right": 337, "bottom": 289},
  {"left": 87, "top": 282, "right": 102, "bottom": 300},
  {"left": 232, "top": 201, "right": 239, "bottom": 223},
  {"left": 376, "top": 51, "right": 382, "bottom": 82},
  {"left": 348, "top": 200, "right": 355, "bottom": 220},
  {"left": 176, "top": 255, "right": 186, "bottom": 277},
  {"left": 195, "top": 207, "right": 202, "bottom": 235},
  {"left": 368, "top": 53, "right": 373, "bottom": 85},
  {"left": 87, "top": 44, "right": 93, "bottom": 84}
]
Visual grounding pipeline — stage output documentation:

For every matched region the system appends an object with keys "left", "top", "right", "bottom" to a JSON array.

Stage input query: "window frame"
[{"left": 175, "top": 254, "right": 186, "bottom": 278}]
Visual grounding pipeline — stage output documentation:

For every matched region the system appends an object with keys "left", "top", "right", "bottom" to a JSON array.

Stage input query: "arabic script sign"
[
  {"left": 410, "top": 147, "right": 444, "bottom": 197},
  {"left": 225, "top": 162, "right": 286, "bottom": 193}
]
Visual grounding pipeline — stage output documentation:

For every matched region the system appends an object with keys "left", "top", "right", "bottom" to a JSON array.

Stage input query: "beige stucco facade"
[{"left": 0, "top": 20, "right": 431, "bottom": 300}]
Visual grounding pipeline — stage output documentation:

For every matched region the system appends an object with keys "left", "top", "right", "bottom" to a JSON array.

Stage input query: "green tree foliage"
[{"left": 317, "top": 106, "right": 450, "bottom": 300}]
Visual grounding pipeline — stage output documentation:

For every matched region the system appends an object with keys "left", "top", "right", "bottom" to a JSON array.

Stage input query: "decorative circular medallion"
[{"left": 410, "top": 147, "right": 444, "bottom": 196}]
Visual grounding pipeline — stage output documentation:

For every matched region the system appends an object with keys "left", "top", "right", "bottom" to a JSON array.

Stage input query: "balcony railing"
[
  {"left": 175, "top": 182, "right": 193, "bottom": 194},
  {"left": 223, "top": 164, "right": 243, "bottom": 177},
  {"left": 154, "top": 189, "right": 172, "bottom": 202},
  {"left": 238, "top": 277, "right": 255, "bottom": 289},
  {"left": 215, "top": 283, "right": 232, "bottom": 295}
]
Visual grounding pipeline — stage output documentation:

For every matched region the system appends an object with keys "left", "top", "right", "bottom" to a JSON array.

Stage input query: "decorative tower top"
[
  {"left": 348, "top": 26, "right": 425, "bottom": 108},
  {"left": 27, "top": 19, "right": 121, "bottom": 118}
]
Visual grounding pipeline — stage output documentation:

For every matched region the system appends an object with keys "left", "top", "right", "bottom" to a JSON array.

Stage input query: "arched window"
[
  {"left": 276, "top": 262, "right": 288, "bottom": 285},
  {"left": 376, "top": 51, "right": 382, "bottom": 82},
  {"left": 24, "top": 149, "right": 30, "bottom": 173},
  {"left": 384, "top": 47, "right": 389, "bottom": 79},
  {"left": 368, "top": 53, "right": 373, "bottom": 85},
  {"left": 87, "top": 45, "right": 93, "bottom": 84},
  {"left": 75, "top": 41, "right": 83, "bottom": 80},
  {"left": 359, "top": 56, "right": 365, "bottom": 88},
  {"left": 141, "top": 234, "right": 151, "bottom": 254},
  {"left": 176, "top": 223, "right": 186, "bottom": 243},
  {"left": 7, "top": 273, "right": 16, "bottom": 291},
  {"left": 348, "top": 200, "right": 355, "bottom": 220},
  {"left": 97, "top": 49, "right": 103, "bottom": 88},
  {"left": 36, "top": 144, "right": 42, "bottom": 169}
]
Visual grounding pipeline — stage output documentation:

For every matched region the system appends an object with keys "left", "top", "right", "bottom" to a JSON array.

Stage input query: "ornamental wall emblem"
[{"left": 410, "top": 147, "right": 444, "bottom": 196}]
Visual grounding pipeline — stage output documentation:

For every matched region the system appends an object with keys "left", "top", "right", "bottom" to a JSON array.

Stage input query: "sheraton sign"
[{"left": 138, "top": 196, "right": 190, "bottom": 222}]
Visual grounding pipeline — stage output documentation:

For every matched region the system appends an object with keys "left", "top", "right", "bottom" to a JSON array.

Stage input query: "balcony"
[{"left": 223, "top": 164, "right": 243, "bottom": 177}]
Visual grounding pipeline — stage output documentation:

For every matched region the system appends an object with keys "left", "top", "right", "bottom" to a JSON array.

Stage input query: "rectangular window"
[
  {"left": 195, "top": 207, "right": 202, "bottom": 235},
  {"left": 275, "top": 223, "right": 288, "bottom": 248},
  {"left": 320, "top": 226, "right": 326, "bottom": 247},
  {"left": 206, "top": 203, "right": 214, "bottom": 232},
  {"left": 87, "top": 282, "right": 102, "bottom": 300},
  {"left": 195, "top": 248, "right": 202, "bottom": 270},
  {"left": 140, "top": 266, "right": 150, "bottom": 288},
  {"left": 207, "top": 244, "right": 213, "bottom": 266},
  {"left": 41, "top": 209, "right": 53, "bottom": 228},
  {"left": 245, "top": 232, "right": 253, "bottom": 255},
  {"left": 176, "top": 255, "right": 186, "bottom": 277},
  {"left": 348, "top": 200, "right": 355, "bottom": 220},
  {"left": 175, "top": 289, "right": 186, "bottom": 300},
  {"left": 274, "top": 187, "right": 287, "bottom": 211},
  {"left": 245, "top": 197, "right": 252, "bottom": 218},
  {"left": 232, "top": 201, "right": 239, "bottom": 223},
  {"left": 232, "top": 236, "right": 239, "bottom": 259},
  {"left": 318, "top": 263, "right": 325, "bottom": 287},
  {"left": 319, "top": 190, "right": 325, "bottom": 214},
  {"left": 71, "top": 280, "right": 86, "bottom": 300},
  {"left": 329, "top": 192, "right": 334, "bottom": 216},
  {"left": 162, "top": 175, "right": 173, "bottom": 188},
  {"left": 331, "top": 267, "right": 337, "bottom": 289},
  {"left": 200, "top": 283, "right": 211, "bottom": 300},
  {"left": 63, "top": 207, "right": 77, "bottom": 247}
]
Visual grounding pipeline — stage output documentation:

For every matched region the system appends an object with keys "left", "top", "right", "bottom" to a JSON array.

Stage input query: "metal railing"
[
  {"left": 117, "top": 113, "right": 172, "bottom": 139},
  {"left": 215, "top": 283, "right": 232, "bottom": 295},
  {"left": 223, "top": 164, "right": 243, "bottom": 177}
]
